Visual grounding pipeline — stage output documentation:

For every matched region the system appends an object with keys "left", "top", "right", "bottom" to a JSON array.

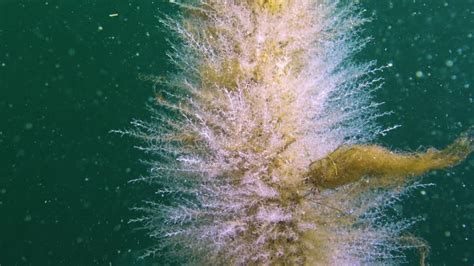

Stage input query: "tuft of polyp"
[{"left": 120, "top": 1, "right": 422, "bottom": 265}]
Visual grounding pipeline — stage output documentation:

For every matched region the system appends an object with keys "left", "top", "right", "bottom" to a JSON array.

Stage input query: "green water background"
[{"left": 0, "top": 0, "right": 472, "bottom": 265}]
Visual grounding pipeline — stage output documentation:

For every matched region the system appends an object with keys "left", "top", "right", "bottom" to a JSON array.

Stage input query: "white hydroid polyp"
[{"left": 122, "top": 0, "right": 425, "bottom": 265}]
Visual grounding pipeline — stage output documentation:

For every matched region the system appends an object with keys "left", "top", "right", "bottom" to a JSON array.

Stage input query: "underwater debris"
[{"left": 122, "top": 0, "right": 473, "bottom": 265}]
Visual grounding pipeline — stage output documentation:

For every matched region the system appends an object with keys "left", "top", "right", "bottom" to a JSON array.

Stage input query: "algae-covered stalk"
[{"left": 121, "top": 0, "right": 473, "bottom": 264}]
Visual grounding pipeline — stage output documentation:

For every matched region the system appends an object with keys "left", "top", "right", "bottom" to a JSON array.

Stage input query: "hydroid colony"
[{"left": 124, "top": 0, "right": 473, "bottom": 264}]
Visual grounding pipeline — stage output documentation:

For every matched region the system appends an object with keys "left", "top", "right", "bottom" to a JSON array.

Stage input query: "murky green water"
[{"left": 0, "top": 0, "right": 472, "bottom": 265}]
